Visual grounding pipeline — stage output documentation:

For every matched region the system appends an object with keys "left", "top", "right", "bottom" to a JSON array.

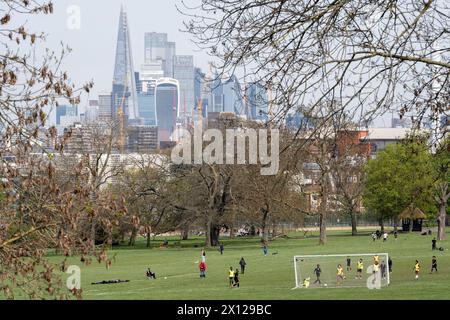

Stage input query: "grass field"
[{"left": 53, "top": 228, "right": 450, "bottom": 300}]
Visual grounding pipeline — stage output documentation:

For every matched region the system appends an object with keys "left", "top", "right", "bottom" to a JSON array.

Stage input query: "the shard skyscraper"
[{"left": 112, "top": 6, "right": 138, "bottom": 121}]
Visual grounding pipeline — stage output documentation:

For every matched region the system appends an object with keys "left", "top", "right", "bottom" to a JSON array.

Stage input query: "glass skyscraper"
[
  {"left": 144, "top": 32, "right": 176, "bottom": 77},
  {"left": 246, "top": 82, "right": 268, "bottom": 121},
  {"left": 112, "top": 6, "right": 139, "bottom": 121},
  {"left": 155, "top": 78, "right": 179, "bottom": 142},
  {"left": 173, "top": 55, "right": 195, "bottom": 118},
  {"left": 222, "top": 75, "right": 244, "bottom": 115}
]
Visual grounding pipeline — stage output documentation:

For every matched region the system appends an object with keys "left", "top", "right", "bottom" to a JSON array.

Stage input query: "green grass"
[{"left": 52, "top": 228, "right": 450, "bottom": 300}]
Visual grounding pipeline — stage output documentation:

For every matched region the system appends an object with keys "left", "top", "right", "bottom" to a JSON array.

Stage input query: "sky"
[
  {"left": 16, "top": 0, "right": 395, "bottom": 127},
  {"left": 20, "top": 0, "right": 211, "bottom": 113}
]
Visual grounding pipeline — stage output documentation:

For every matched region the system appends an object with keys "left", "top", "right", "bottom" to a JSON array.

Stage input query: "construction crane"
[{"left": 117, "top": 83, "right": 128, "bottom": 154}]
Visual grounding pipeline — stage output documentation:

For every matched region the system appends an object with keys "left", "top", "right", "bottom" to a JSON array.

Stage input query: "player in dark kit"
[
  {"left": 346, "top": 257, "right": 352, "bottom": 272},
  {"left": 430, "top": 256, "right": 438, "bottom": 273},
  {"left": 314, "top": 264, "right": 322, "bottom": 284}
]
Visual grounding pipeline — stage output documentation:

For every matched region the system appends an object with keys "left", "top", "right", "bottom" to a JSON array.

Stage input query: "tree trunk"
[
  {"left": 146, "top": 231, "right": 151, "bottom": 248},
  {"left": 261, "top": 209, "right": 269, "bottom": 243},
  {"left": 350, "top": 212, "right": 357, "bottom": 236},
  {"left": 319, "top": 212, "right": 327, "bottom": 245},
  {"left": 393, "top": 216, "right": 399, "bottom": 232},
  {"left": 210, "top": 224, "right": 220, "bottom": 247},
  {"left": 128, "top": 227, "right": 137, "bottom": 246},
  {"left": 91, "top": 221, "right": 96, "bottom": 250},
  {"left": 437, "top": 202, "right": 447, "bottom": 241},
  {"left": 181, "top": 225, "right": 189, "bottom": 241},
  {"left": 205, "top": 217, "right": 212, "bottom": 247},
  {"left": 229, "top": 224, "right": 234, "bottom": 239},
  {"left": 379, "top": 218, "right": 385, "bottom": 233}
]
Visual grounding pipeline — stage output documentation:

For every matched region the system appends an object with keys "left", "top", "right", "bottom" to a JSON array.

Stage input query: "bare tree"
[{"left": 180, "top": 0, "right": 449, "bottom": 134}]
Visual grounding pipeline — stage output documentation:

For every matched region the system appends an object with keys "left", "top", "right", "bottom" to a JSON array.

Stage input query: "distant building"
[
  {"left": 246, "top": 82, "right": 268, "bottom": 121},
  {"left": 155, "top": 78, "right": 180, "bottom": 143},
  {"left": 391, "top": 117, "right": 412, "bottom": 128},
  {"left": 56, "top": 105, "right": 78, "bottom": 126},
  {"left": 137, "top": 80, "right": 157, "bottom": 126},
  {"left": 173, "top": 55, "right": 195, "bottom": 118},
  {"left": 210, "top": 73, "right": 224, "bottom": 113},
  {"left": 112, "top": 7, "right": 139, "bottom": 121},
  {"left": 98, "top": 93, "right": 113, "bottom": 122},
  {"left": 144, "top": 32, "right": 176, "bottom": 77},
  {"left": 222, "top": 75, "right": 244, "bottom": 115},
  {"left": 127, "top": 125, "right": 158, "bottom": 153}
]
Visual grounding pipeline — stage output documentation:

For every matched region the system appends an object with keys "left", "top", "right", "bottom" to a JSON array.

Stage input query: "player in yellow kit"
[
  {"left": 356, "top": 259, "right": 364, "bottom": 280},
  {"left": 336, "top": 264, "right": 344, "bottom": 285},
  {"left": 414, "top": 260, "right": 421, "bottom": 280}
]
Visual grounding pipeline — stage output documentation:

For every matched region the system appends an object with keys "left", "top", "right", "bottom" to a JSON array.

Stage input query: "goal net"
[{"left": 293, "top": 253, "right": 390, "bottom": 289}]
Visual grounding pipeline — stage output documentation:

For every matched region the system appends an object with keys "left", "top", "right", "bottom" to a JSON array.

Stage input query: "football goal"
[{"left": 293, "top": 253, "right": 390, "bottom": 289}]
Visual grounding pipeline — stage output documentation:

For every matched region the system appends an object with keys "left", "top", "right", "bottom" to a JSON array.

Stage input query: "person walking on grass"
[
  {"left": 233, "top": 269, "right": 240, "bottom": 288},
  {"left": 219, "top": 243, "right": 224, "bottom": 255},
  {"left": 432, "top": 238, "right": 437, "bottom": 251},
  {"left": 430, "top": 256, "right": 438, "bottom": 274},
  {"left": 263, "top": 244, "right": 268, "bottom": 256},
  {"left": 228, "top": 267, "right": 235, "bottom": 288},
  {"left": 199, "top": 261, "right": 207, "bottom": 279},
  {"left": 239, "top": 257, "right": 246, "bottom": 274},
  {"left": 414, "top": 260, "right": 421, "bottom": 280}
]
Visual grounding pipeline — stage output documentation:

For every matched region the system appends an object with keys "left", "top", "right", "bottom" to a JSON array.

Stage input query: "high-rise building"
[
  {"left": 222, "top": 75, "right": 244, "bottom": 115},
  {"left": 112, "top": 6, "right": 139, "bottom": 121},
  {"left": 144, "top": 32, "right": 176, "bottom": 77},
  {"left": 211, "top": 73, "right": 224, "bottom": 113},
  {"left": 56, "top": 105, "right": 78, "bottom": 125},
  {"left": 173, "top": 55, "right": 195, "bottom": 118},
  {"left": 155, "top": 78, "right": 179, "bottom": 143},
  {"left": 127, "top": 125, "right": 158, "bottom": 153},
  {"left": 246, "top": 83, "right": 268, "bottom": 121},
  {"left": 138, "top": 80, "right": 157, "bottom": 126},
  {"left": 98, "top": 93, "right": 113, "bottom": 122},
  {"left": 84, "top": 100, "right": 99, "bottom": 123}
]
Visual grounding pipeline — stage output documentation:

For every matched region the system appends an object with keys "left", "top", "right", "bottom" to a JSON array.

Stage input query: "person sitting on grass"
[
  {"left": 430, "top": 256, "right": 438, "bottom": 274},
  {"left": 228, "top": 267, "right": 235, "bottom": 288},
  {"left": 302, "top": 277, "right": 310, "bottom": 288},
  {"left": 146, "top": 268, "right": 156, "bottom": 279}
]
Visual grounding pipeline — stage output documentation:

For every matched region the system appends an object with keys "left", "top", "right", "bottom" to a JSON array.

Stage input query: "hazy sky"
[
  {"left": 22, "top": 0, "right": 211, "bottom": 110},
  {"left": 19, "top": 0, "right": 393, "bottom": 127}
]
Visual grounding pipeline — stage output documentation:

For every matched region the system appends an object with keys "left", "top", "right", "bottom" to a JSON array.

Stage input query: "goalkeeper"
[{"left": 313, "top": 264, "right": 322, "bottom": 284}]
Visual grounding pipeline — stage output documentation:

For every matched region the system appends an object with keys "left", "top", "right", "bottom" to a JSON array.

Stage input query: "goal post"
[{"left": 293, "top": 253, "right": 390, "bottom": 289}]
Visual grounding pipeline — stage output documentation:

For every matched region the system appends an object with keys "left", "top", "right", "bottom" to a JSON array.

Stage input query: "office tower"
[
  {"left": 138, "top": 79, "right": 157, "bottom": 126},
  {"left": 211, "top": 73, "right": 224, "bottom": 113},
  {"left": 140, "top": 61, "right": 164, "bottom": 81},
  {"left": 112, "top": 6, "right": 138, "bottom": 121},
  {"left": 56, "top": 105, "right": 78, "bottom": 125},
  {"left": 155, "top": 78, "right": 179, "bottom": 143},
  {"left": 84, "top": 100, "right": 99, "bottom": 123},
  {"left": 127, "top": 125, "right": 158, "bottom": 153},
  {"left": 98, "top": 93, "right": 113, "bottom": 122},
  {"left": 246, "top": 82, "right": 268, "bottom": 121},
  {"left": 222, "top": 75, "right": 244, "bottom": 115},
  {"left": 173, "top": 55, "right": 195, "bottom": 118},
  {"left": 144, "top": 32, "right": 176, "bottom": 77}
]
